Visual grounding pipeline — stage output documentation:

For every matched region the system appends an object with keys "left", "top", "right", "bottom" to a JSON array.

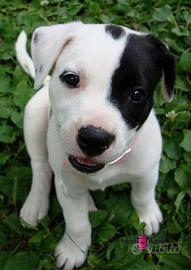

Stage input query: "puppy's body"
[{"left": 16, "top": 22, "right": 175, "bottom": 270}]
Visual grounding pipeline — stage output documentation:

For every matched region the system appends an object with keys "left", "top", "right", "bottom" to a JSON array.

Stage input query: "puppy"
[{"left": 15, "top": 22, "right": 175, "bottom": 270}]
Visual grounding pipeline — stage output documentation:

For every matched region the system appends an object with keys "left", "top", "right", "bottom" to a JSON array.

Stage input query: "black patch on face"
[
  {"left": 105, "top": 24, "right": 125, "bottom": 39},
  {"left": 110, "top": 34, "right": 173, "bottom": 129}
]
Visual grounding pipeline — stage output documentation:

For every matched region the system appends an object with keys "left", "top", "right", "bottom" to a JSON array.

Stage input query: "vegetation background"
[{"left": 0, "top": 0, "right": 191, "bottom": 269}]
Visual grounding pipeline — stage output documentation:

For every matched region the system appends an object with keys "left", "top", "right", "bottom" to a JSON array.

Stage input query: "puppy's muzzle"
[{"left": 77, "top": 125, "right": 115, "bottom": 157}]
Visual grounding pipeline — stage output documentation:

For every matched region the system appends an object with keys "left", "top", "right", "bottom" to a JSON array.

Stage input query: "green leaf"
[
  {"left": 171, "top": 26, "right": 187, "bottom": 37},
  {"left": 127, "top": 260, "right": 154, "bottom": 270},
  {"left": 0, "top": 124, "right": 16, "bottom": 143},
  {"left": 167, "top": 215, "right": 182, "bottom": 234},
  {"left": 160, "top": 155, "right": 176, "bottom": 174},
  {"left": 13, "top": 80, "right": 32, "bottom": 110},
  {"left": 129, "top": 212, "right": 141, "bottom": 231},
  {"left": 0, "top": 175, "right": 12, "bottom": 198},
  {"left": 173, "top": 111, "right": 191, "bottom": 129},
  {"left": 158, "top": 254, "right": 191, "bottom": 270},
  {"left": 183, "top": 152, "right": 191, "bottom": 163},
  {"left": 175, "top": 191, "right": 185, "bottom": 212},
  {"left": 163, "top": 138, "right": 181, "bottom": 160},
  {"left": 0, "top": 74, "right": 11, "bottom": 93},
  {"left": 167, "top": 184, "right": 180, "bottom": 199},
  {"left": 87, "top": 253, "right": 101, "bottom": 268},
  {"left": 153, "top": 5, "right": 173, "bottom": 22},
  {"left": 175, "top": 165, "right": 191, "bottom": 190},
  {"left": 184, "top": 11, "right": 191, "bottom": 25},
  {"left": 0, "top": 98, "right": 12, "bottom": 118},
  {"left": 97, "top": 223, "right": 117, "bottom": 242},
  {"left": 176, "top": 77, "right": 190, "bottom": 92},
  {"left": 101, "top": 195, "right": 133, "bottom": 225},
  {"left": 4, "top": 251, "right": 40, "bottom": 270},
  {"left": 181, "top": 235, "right": 191, "bottom": 260},
  {"left": 180, "top": 130, "right": 191, "bottom": 152},
  {"left": 106, "top": 238, "right": 129, "bottom": 262},
  {"left": 0, "top": 151, "right": 11, "bottom": 165},
  {"left": 179, "top": 51, "right": 191, "bottom": 72},
  {"left": 10, "top": 110, "right": 23, "bottom": 129},
  {"left": 89, "top": 210, "right": 108, "bottom": 228},
  {"left": 29, "top": 230, "right": 44, "bottom": 244},
  {"left": 2, "top": 214, "right": 22, "bottom": 236}
]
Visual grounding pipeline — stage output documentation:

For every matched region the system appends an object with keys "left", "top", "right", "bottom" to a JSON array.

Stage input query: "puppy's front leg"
[
  {"left": 20, "top": 88, "right": 52, "bottom": 226},
  {"left": 130, "top": 166, "right": 163, "bottom": 235},
  {"left": 54, "top": 178, "right": 91, "bottom": 270}
]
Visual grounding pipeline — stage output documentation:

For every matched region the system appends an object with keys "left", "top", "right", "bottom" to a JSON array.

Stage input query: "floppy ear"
[
  {"left": 158, "top": 41, "right": 176, "bottom": 102},
  {"left": 161, "top": 52, "right": 176, "bottom": 102},
  {"left": 31, "top": 22, "right": 83, "bottom": 89},
  {"left": 148, "top": 35, "right": 175, "bottom": 102}
]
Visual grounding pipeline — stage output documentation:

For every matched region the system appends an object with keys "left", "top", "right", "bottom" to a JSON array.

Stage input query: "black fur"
[
  {"left": 110, "top": 34, "right": 175, "bottom": 129},
  {"left": 105, "top": 24, "right": 125, "bottom": 39}
]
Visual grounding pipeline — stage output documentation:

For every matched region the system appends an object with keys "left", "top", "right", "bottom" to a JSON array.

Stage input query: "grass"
[{"left": 0, "top": 0, "right": 191, "bottom": 269}]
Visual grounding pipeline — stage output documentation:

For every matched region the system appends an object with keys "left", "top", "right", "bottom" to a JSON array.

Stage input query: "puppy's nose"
[{"left": 77, "top": 125, "right": 115, "bottom": 157}]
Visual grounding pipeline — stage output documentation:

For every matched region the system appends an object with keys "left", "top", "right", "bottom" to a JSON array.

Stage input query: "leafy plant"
[{"left": 0, "top": 0, "right": 191, "bottom": 269}]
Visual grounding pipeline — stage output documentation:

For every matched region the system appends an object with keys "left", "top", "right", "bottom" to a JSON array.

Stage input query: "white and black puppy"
[{"left": 16, "top": 22, "right": 175, "bottom": 270}]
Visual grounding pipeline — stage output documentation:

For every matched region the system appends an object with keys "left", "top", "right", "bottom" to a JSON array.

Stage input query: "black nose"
[{"left": 77, "top": 125, "right": 115, "bottom": 157}]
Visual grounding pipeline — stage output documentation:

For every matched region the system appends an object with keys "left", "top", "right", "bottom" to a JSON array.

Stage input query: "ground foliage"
[{"left": 0, "top": 0, "right": 191, "bottom": 269}]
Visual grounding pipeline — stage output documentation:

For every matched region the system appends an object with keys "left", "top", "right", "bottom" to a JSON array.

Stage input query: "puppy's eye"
[
  {"left": 129, "top": 88, "right": 146, "bottom": 103},
  {"left": 59, "top": 71, "right": 80, "bottom": 88}
]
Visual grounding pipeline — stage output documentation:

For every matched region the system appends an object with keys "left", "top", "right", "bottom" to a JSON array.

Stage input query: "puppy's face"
[{"left": 32, "top": 23, "right": 175, "bottom": 174}]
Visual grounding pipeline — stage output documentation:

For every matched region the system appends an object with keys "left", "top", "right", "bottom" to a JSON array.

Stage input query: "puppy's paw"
[
  {"left": 55, "top": 234, "right": 87, "bottom": 270},
  {"left": 139, "top": 203, "right": 163, "bottom": 235},
  {"left": 20, "top": 191, "right": 49, "bottom": 227}
]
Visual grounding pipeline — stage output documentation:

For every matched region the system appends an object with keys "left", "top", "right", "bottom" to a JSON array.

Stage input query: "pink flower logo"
[{"left": 137, "top": 235, "right": 147, "bottom": 250}]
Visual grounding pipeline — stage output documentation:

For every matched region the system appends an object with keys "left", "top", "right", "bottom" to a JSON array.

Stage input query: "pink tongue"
[{"left": 76, "top": 156, "right": 98, "bottom": 167}]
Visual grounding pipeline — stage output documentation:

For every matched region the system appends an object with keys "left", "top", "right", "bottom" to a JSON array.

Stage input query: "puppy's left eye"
[
  {"left": 129, "top": 88, "right": 146, "bottom": 103},
  {"left": 59, "top": 71, "right": 80, "bottom": 88}
]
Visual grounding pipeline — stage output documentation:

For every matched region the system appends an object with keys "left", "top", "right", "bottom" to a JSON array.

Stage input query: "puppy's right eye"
[{"left": 59, "top": 71, "right": 80, "bottom": 88}]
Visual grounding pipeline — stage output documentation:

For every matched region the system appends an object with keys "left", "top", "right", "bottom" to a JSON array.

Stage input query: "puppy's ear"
[
  {"left": 161, "top": 50, "right": 176, "bottom": 102},
  {"left": 31, "top": 22, "right": 82, "bottom": 89},
  {"left": 155, "top": 37, "right": 175, "bottom": 102}
]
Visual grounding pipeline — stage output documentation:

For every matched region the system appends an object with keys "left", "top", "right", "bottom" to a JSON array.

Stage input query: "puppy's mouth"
[{"left": 68, "top": 155, "right": 105, "bottom": 173}]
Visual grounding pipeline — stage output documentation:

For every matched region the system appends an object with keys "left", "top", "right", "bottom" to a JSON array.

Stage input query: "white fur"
[
  {"left": 17, "top": 22, "right": 163, "bottom": 270},
  {"left": 15, "top": 31, "right": 35, "bottom": 79}
]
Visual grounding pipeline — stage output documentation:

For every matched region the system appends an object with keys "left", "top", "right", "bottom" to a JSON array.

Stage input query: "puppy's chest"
[{"left": 87, "top": 166, "right": 132, "bottom": 191}]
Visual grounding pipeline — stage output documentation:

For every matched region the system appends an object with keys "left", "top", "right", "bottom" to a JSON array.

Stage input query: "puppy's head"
[{"left": 31, "top": 22, "right": 175, "bottom": 174}]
